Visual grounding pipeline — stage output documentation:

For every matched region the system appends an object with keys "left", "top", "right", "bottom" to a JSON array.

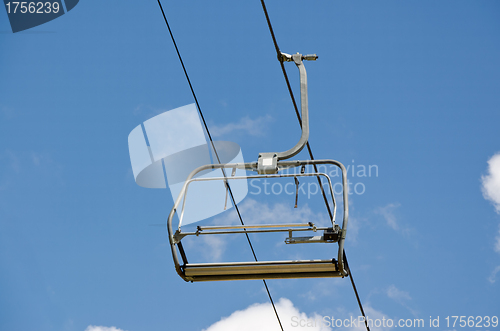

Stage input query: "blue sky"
[{"left": 1, "top": 1, "right": 500, "bottom": 331}]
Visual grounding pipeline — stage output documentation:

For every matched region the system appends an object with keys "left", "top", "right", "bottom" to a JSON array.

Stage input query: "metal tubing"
[
  {"left": 184, "top": 271, "right": 343, "bottom": 282},
  {"left": 166, "top": 159, "right": 348, "bottom": 281},
  {"left": 275, "top": 56, "right": 309, "bottom": 160},
  {"left": 198, "top": 223, "right": 313, "bottom": 230},
  {"left": 183, "top": 227, "right": 330, "bottom": 237},
  {"left": 178, "top": 172, "right": 336, "bottom": 229}
]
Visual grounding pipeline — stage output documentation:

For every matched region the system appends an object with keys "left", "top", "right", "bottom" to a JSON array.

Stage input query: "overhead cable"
[
  {"left": 259, "top": 2, "right": 370, "bottom": 330},
  {"left": 155, "top": 1, "right": 284, "bottom": 330}
]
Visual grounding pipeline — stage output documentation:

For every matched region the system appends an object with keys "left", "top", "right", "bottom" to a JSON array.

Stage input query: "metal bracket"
[
  {"left": 173, "top": 230, "right": 188, "bottom": 244},
  {"left": 257, "top": 153, "right": 278, "bottom": 174},
  {"left": 279, "top": 52, "right": 318, "bottom": 63},
  {"left": 323, "top": 225, "right": 341, "bottom": 242},
  {"left": 285, "top": 235, "right": 324, "bottom": 244},
  {"left": 285, "top": 224, "right": 339, "bottom": 244}
]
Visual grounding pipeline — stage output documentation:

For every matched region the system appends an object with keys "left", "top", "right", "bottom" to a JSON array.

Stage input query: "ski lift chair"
[{"left": 167, "top": 52, "right": 349, "bottom": 282}]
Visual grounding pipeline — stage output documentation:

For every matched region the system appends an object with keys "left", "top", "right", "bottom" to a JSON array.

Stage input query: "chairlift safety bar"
[{"left": 176, "top": 172, "right": 337, "bottom": 230}]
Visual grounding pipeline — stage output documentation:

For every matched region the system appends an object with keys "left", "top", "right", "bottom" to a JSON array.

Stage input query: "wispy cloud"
[
  {"left": 215, "top": 198, "right": 330, "bottom": 227},
  {"left": 0, "top": 150, "right": 65, "bottom": 189},
  {"left": 300, "top": 278, "right": 347, "bottom": 302},
  {"left": 85, "top": 326, "right": 127, "bottom": 331},
  {"left": 203, "top": 298, "right": 330, "bottom": 331},
  {"left": 386, "top": 284, "right": 418, "bottom": 316},
  {"left": 346, "top": 214, "right": 361, "bottom": 243},
  {"left": 386, "top": 284, "right": 411, "bottom": 302},
  {"left": 488, "top": 265, "right": 500, "bottom": 284},
  {"left": 495, "top": 226, "right": 500, "bottom": 254},
  {"left": 210, "top": 115, "right": 273, "bottom": 137},
  {"left": 375, "top": 203, "right": 401, "bottom": 231},
  {"left": 481, "top": 153, "right": 500, "bottom": 278},
  {"left": 3, "top": 150, "right": 60, "bottom": 173},
  {"left": 481, "top": 152, "right": 500, "bottom": 214},
  {"left": 184, "top": 234, "right": 227, "bottom": 263}
]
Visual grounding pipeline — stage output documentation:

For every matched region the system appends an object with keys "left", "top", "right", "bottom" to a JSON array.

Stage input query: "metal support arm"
[
  {"left": 276, "top": 53, "right": 315, "bottom": 160},
  {"left": 258, "top": 53, "right": 317, "bottom": 174}
]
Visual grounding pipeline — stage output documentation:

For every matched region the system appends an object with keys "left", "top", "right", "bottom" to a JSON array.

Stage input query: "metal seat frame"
[{"left": 167, "top": 159, "right": 349, "bottom": 282}]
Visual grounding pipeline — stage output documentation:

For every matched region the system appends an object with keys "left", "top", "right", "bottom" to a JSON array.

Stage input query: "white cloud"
[
  {"left": 203, "top": 298, "right": 331, "bottom": 331},
  {"left": 375, "top": 203, "right": 401, "bottom": 231},
  {"left": 210, "top": 115, "right": 273, "bottom": 137},
  {"left": 213, "top": 198, "right": 330, "bottom": 227},
  {"left": 386, "top": 284, "right": 411, "bottom": 302},
  {"left": 386, "top": 284, "right": 418, "bottom": 317},
  {"left": 487, "top": 265, "right": 500, "bottom": 284},
  {"left": 238, "top": 198, "right": 329, "bottom": 226},
  {"left": 495, "top": 228, "right": 500, "bottom": 254},
  {"left": 482, "top": 152, "right": 500, "bottom": 213},
  {"left": 482, "top": 153, "right": 500, "bottom": 258},
  {"left": 85, "top": 326, "right": 127, "bottom": 331},
  {"left": 346, "top": 215, "right": 361, "bottom": 243},
  {"left": 184, "top": 234, "right": 227, "bottom": 262}
]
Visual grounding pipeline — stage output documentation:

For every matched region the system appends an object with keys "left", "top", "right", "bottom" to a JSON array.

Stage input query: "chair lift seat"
[
  {"left": 166, "top": 54, "right": 350, "bottom": 282},
  {"left": 183, "top": 259, "right": 341, "bottom": 282}
]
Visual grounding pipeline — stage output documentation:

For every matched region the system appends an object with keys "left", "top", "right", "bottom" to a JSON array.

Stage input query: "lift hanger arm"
[
  {"left": 258, "top": 53, "right": 317, "bottom": 174},
  {"left": 276, "top": 53, "right": 316, "bottom": 160}
]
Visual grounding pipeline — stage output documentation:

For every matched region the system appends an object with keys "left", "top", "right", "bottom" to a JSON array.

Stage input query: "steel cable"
[
  {"left": 259, "top": 2, "right": 370, "bottom": 330},
  {"left": 155, "top": 1, "right": 284, "bottom": 330}
]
